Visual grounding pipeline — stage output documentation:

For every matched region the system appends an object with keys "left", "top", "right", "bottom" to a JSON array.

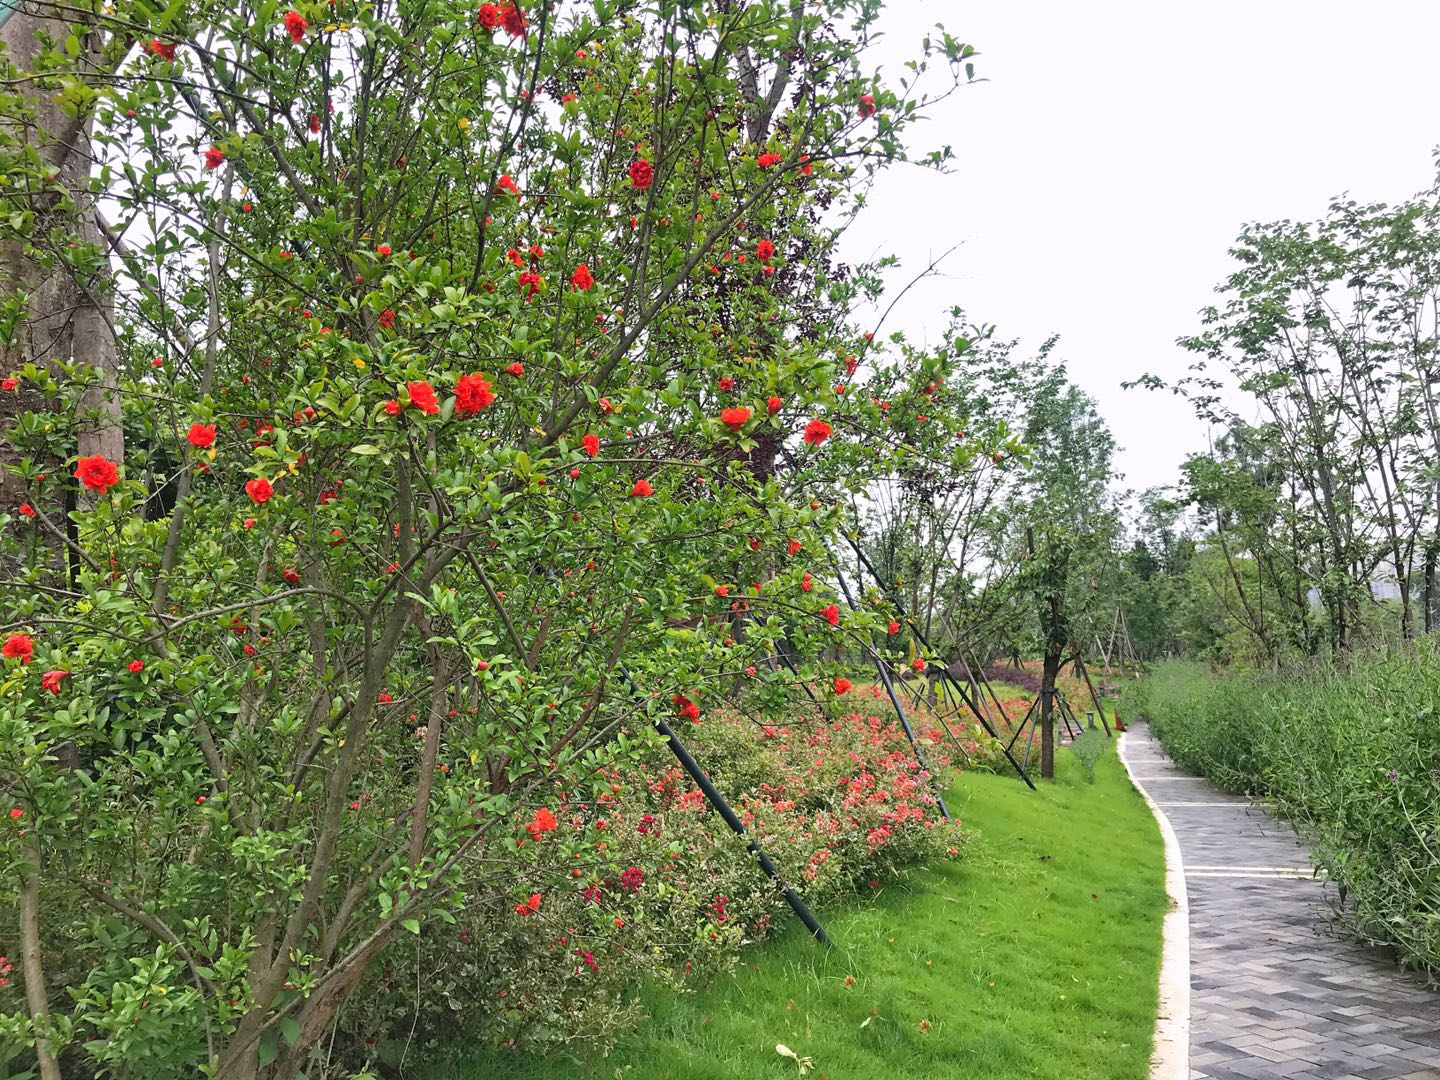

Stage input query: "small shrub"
[
  {"left": 344, "top": 701, "right": 966, "bottom": 1062},
  {"left": 1068, "top": 729, "right": 1107, "bottom": 782}
]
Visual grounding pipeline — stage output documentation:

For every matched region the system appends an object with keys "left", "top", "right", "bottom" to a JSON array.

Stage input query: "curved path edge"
[{"left": 1118, "top": 730, "right": 1191, "bottom": 1080}]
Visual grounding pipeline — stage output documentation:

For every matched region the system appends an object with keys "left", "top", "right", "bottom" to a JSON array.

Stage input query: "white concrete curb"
[{"left": 1117, "top": 730, "right": 1190, "bottom": 1080}]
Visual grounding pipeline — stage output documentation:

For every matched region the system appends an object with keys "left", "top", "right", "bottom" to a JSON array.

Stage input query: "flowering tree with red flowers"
[{"left": 0, "top": 0, "right": 993, "bottom": 1074}]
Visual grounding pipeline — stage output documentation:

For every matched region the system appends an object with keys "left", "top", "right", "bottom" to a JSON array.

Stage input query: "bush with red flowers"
[
  {"left": 0, "top": 0, "right": 992, "bottom": 1075},
  {"left": 349, "top": 702, "right": 965, "bottom": 1056}
]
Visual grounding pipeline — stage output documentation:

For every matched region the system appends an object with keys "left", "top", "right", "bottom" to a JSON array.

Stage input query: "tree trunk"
[
  {"left": 18, "top": 845, "right": 61, "bottom": 1080},
  {"left": 1, "top": 5, "right": 123, "bottom": 467},
  {"left": 1425, "top": 539, "right": 1439, "bottom": 635},
  {"left": 1039, "top": 648, "right": 1061, "bottom": 780}
]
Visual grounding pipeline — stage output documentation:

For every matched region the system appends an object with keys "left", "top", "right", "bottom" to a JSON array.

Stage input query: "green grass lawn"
[{"left": 425, "top": 744, "right": 1166, "bottom": 1080}]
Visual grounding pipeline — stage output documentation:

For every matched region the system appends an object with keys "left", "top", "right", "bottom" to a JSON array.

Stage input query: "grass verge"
[{"left": 425, "top": 744, "right": 1166, "bottom": 1080}]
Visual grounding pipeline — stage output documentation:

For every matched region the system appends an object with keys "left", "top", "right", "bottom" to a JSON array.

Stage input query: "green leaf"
[{"left": 258, "top": 1032, "right": 278, "bottom": 1069}]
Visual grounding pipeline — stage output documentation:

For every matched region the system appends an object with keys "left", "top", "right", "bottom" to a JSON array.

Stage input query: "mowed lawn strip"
[{"left": 431, "top": 746, "right": 1165, "bottom": 1080}]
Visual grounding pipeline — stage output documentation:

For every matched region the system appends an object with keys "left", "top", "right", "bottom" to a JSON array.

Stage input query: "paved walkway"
[{"left": 1124, "top": 721, "right": 1440, "bottom": 1080}]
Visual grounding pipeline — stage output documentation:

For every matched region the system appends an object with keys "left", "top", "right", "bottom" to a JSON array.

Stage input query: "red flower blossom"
[
  {"left": 375, "top": 243, "right": 391, "bottom": 257},
  {"left": 518, "top": 270, "right": 542, "bottom": 298},
  {"left": 887, "top": 620, "right": 901, "bottom": 635},
  {"left": 1, "top": 378, "right": 17, "bottom": 391},
  {"left": 496, "top": 173, "right": 520, "bottom": 196},
  {"left": 309, "top": 112, "right": 321, "bottom": 134},
  {"left": 407, "top": 380, "right": 440, "bottom": 414},
  {"left": 673, "top": 693, "right": 700, "bottom": 723},
  {"left": 8, "top": 807, "right": 22, "bottom": 820},
  {"left": 858, "top": 93, "right": 876, "bottom": 118},
  {"left": 911, "top": 656, "right": 926, "bottom": 672},
  {"left": 801, "top": 572, "right": 813, "bottom": 592},
  {"left": 18, "top": 503, "right": 35, "bottom": 519},
  {"left": 756, "top": 238, "right": 775, "bottom": 263},
  {"left": 379, "top": 308, "right": 396, "bottom": 330},
  {"left": 527, "top": 808, "right": 558, "bottom": 841},
  {"left": 820, "top": 603, "right": 840, "bottom": 626},
  {"left": 630, "top": 479, "right": 653, "bottom": 497},
  {"left": 203, "top": 146, "right": 225, "bottom": 170},
  {"left": 834, "top": 677, "right": 852, "bottom": 694},
  {"left": 384, "top": 400, "right": 401, "bottom": 415},
  {"left": 505, "top": 362, "right": 524, "bottom": 377},
  {"left": 803, "top": 418, "right": 832, "bottom": 446},
  {"left": 186, "top": 422, "right": 216, "bottom": 448},
  {"left": 2, "top": 633, "right": 34, "bottom": 664},
  {"left": 245, "top": 477, "right": 273, "bottom": 504},
  {"left": 41, "top": 670, "right": 68, "bottom": 695},
  {"left": 515, "top": 893, "right": 542, "bottom": 916},
  {"left": 455, "top": 373, "right": 496, "bottom": 416},
  {"left": 500, "top": 3, "right": 527, "bottom": 37},
  {"left": 477, "top": 3, "right": 499, "bottom": 28},
  {"left": 283, "top": 10, "right": 307, "bottom": 42},
  {"left": 74, "top": 454, "right": 119, "bottom": 494},
  {"left": 143, "top": 39, "right": 177, "bottom": 60},
  {"left": 628, "top": 160, "right": 654, "bottom": 190},
  {"left": 581, "top": 433, "right": 600, "bottom": 457},
  {"left": 786, "top": 539, "right": 802, "bottom": 556},
  {"left": 757, "top": 151, "right": 783, "bottom": 169},
  {"left": 720, "top": 406, "right": 751, "bottom": 431},
  {"left": 619, "top": 866, "right": 644, "bottom": 891},
  {"left": 377, "top": 691, "right": 394, "bottom": 704},
  {"left": 570, "top": 263, "right": 594, "bottom": 290},
  {"left": 767, "top": 395, "right": 783, "bottom": 415},
  {"left": 128, "top": 659, "right": 145, "bottom": 673}
]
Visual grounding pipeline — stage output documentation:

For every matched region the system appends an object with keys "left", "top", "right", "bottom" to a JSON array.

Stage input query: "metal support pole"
[
  {"left": 777, "top": 642, "right": 834, "bottom": 721},
  {"left": 1058, "top": 689, "right": 1085, "bottom": 740},
  {"left": 842, "top": 536, "right": 1037, "bottom": 791},
  {"left": 1072, "top": 648, "right": 1114, "bottom": 737},
  {"left": 827, "top": 554, "right": 952, "bottom": 822},
  {"left": 1006, "top": 694, "right": 1040, "bottom": 756},
  {"left": 619, "top": 667, "right": 831, "bottom": 947}
]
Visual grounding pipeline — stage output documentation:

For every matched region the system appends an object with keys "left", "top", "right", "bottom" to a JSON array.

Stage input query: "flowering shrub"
[
  {"left": 0, "top": 0, "right": 995, "bottom": 1075},
  {"left": 347, "top": 704, "right": 965, "bottom": 1062},
  {"left": 985, "top": 662, "right": 1044, "bottom": 696}
]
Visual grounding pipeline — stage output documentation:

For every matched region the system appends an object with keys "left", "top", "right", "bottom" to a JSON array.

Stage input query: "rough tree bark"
[{"left": 1, "top": 3, "right": 123, "bottom": 469}]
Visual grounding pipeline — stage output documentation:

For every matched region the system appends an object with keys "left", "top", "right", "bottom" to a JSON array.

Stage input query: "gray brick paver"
[{"left": 1127, "top": 723, "right": 1440, "bottom": 1080}]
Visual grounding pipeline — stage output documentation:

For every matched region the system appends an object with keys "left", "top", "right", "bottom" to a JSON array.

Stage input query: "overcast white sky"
[{"left": 841, "top": 1, "right": 1440, "bottom": 496}]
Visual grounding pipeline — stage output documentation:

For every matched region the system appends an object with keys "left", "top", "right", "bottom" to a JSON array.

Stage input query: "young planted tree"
[
  {"left": 853, "top": 330, "right": 1125, "bottom": 779},
  {"left": 1137, "top": 172, "right": 1440, "bottom": 656}
]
